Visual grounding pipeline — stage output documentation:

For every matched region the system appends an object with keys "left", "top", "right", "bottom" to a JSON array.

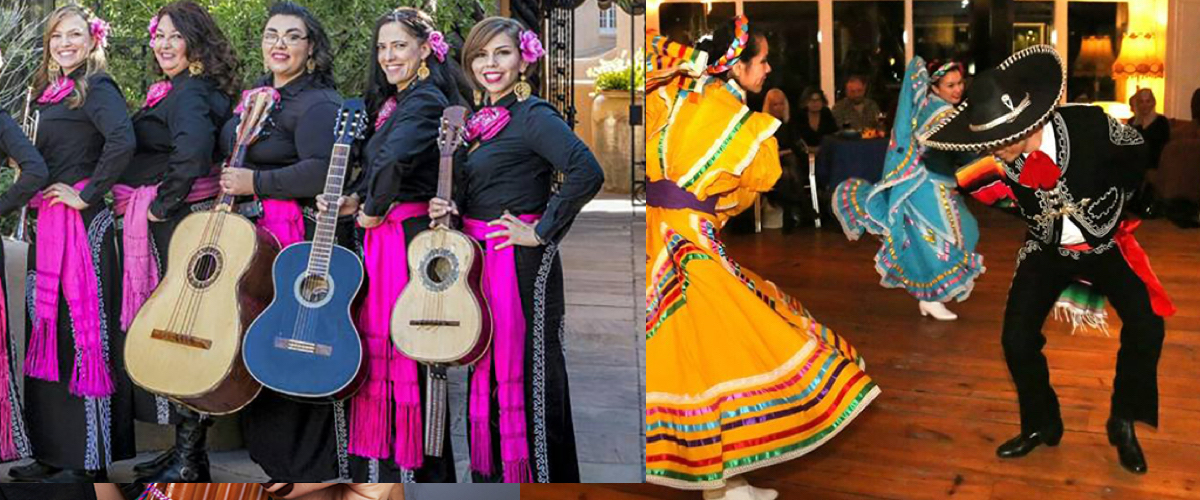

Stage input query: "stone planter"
[{"left": 591, "top": 89, "right": 644, "bottom": 194}]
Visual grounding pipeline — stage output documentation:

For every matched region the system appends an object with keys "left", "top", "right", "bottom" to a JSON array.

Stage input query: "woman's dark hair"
[
  {"left": 365, "top": 7, "right": 469, "bottom": 122},
  {"left": 925, "top": 59, "right": 963, "bottom": 84},
  {"left": 694, "top": 17, "right": 764, "bottom": 80},
  {"left": 801, "top": 86, "right": 827, "bottom": 106},
  {"left": 265, "top": 1, "right": 335, "bottom": 88},
  {"left": 154, "top": 1, "right": 241, "bottom": 97},
  {"left": 1191, "top": 87, "right": 1200, "bottom": 124}
]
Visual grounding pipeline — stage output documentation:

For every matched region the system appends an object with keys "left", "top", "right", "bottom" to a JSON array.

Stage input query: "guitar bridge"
[
  {"left": 151, "top": 329, "right": 213, "bottom": 350},
  {"left": 409, "top": 319, "right": 461, "bottom": 327},
  {"left": 274, "top": 337, "right": 333, "bottom": 356}
]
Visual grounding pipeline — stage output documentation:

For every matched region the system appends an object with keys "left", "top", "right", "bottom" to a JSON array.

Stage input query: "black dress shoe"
[
  {"left": 996, "top": 425, "right": 1063, "bottom": 458},
  {"left": 1107, "top": 418, "right": 1148, "bottom": 474},
  {"left": 7, "top": 460, "right": 60, "bottom": 482},
  {"left": 40, "top": 468, "right": 107, "bottom": 483}
]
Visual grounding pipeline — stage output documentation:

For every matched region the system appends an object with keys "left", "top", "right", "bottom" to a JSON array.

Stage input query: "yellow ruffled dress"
[{"left": 646, "top": 78, "right": 881, "bottom": 489}]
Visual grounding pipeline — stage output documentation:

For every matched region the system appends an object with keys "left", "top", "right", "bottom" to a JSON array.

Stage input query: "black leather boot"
[
  {"left": 1107, "top": 417, "right": 1148, "bottom": 474},
  {"left": 131, "top": 446, "right": 175, "bottom": 476},
  {"left": 7, "top": 460, "right": 60, "bottom": 482},
  {"left": 996, "top": 421, "right": 1063, "bottom": 458},
  {"left": 136, "top": 413, "right": 213, "bottom": 482}
]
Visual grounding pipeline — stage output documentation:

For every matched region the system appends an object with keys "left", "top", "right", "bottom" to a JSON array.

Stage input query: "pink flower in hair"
[
  {"left": 90, "top": 18, "right": 110, "bottom": 49},
  {"left": 148, "top": 16, "right": 160, "bottom": 47},
  {"left": 519, "top": 30, "right": 544, "bottom": 64},
  {"left": 428, "top": 31, "right": 449, "bottom": 63}
]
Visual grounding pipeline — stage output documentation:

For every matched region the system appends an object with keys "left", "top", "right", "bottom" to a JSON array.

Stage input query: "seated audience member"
[
  {"left": 796, "top": 86, "right": 839, "bottom": 150},
  {"left": 832, "top": 75, "right": 881, "bottom": 131}
]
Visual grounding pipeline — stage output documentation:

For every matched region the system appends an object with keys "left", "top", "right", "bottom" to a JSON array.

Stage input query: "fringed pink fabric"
[
  {"left": 463, "top": 214, "right": 540, "bottom": 482},
  {"left": 256, "top": 198, "right": 305, "bottom": 248},
  {"left": 348, "top": 202, "right": 427, "bottom": 469},
  {"left": 25, "top": 179, "right": 114, "bottom": 397},
  {"left": 0, "top": 267, "right": 19, "bottom": 460},
  {"left": 111, "top": 175, "right": 221, "bottom": 330}
]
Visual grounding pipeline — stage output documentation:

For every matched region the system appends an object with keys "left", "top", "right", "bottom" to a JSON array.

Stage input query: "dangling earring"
[
  {"left": 48, "top": 59, "right": 60, "bottom": 77},
  {"left": 306, "top": 58, "right": 316, "bottom": 74},
  {"left": 416, "top": 61, "right": 430, "bottom": 81},
  {"left": 189, "top": 60, "right": 204, "bottom": 76},
  {"left": 514, "top": 72, "right": 532, "bottom": 102},
  {"left": 473, "top": 90, "right": 483, "bottom": 107}
]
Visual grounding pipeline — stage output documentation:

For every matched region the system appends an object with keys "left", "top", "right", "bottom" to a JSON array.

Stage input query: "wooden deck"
[{"left": 548, "top": 200, "right": 1200, "bottom": 498}]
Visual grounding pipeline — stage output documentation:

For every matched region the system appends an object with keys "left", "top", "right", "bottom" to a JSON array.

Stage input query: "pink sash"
[
  {"left": 25, "top": 179, "right": 113, "bottom": 397},
  {"left": 111, "top": 175, "right": 221, "bottom": 330},
  {"left": 348, "top": 202, "right": 428, "bottom": 467},
  {"left": 463, "top": 214, "right": 540, "bottom": 482},
  {"left": 0, "top": 250, "right": 16, "bottom": 459},
  {"left": 257, "top": 198, "right": 305, "bottom": 248}
]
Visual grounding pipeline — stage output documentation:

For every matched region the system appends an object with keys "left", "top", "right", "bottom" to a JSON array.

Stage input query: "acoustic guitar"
[
  {"left": 124, "top": 91, "right": 281, "bottom": 414},
  {"left": 242, "top": 99, "right": 368, "bottom": 401},
  {"left": 390, "top": 105, "right": 491, "bottom": 456}
]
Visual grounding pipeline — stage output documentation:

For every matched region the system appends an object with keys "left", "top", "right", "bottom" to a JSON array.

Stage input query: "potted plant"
[{"left": 588, "top": 50, "right": 644, "bottom": 194}]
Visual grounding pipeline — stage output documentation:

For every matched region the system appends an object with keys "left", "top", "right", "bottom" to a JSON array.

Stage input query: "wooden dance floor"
[{"left": 615, "top": 201, "right": 1197, "bottom": 499}]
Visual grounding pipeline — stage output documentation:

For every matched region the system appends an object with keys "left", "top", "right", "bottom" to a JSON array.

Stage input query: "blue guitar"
[{"left": 242, "top": 99, "right": 368, "bottom": 400}]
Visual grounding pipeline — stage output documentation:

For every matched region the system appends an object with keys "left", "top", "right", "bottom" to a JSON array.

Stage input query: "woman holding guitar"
[
  {"left": 0, "top": 48, "right": 47, "bottom": 466},
  {"left": 7, "top": 5, "right": 137, "bottom": 483},
  {"left": 428, "top": 17, "right": 604, "bottom": 482},
  {"left": 216, "top": 1, "right": 349, "bottom": 482},
  {"left": 319, "top": 6, "right": 461, "bottom": 482},
  {"left": 114, "top": 0, "right": 239, "bottom": 483}
]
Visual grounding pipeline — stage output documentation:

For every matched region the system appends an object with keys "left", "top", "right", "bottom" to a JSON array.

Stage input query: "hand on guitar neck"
[
  {"left": 427, "top": 196, "right": 459, "bottom": 227},
  {"left": 262, "top": 484, "right": 399, "bottom": 500}
]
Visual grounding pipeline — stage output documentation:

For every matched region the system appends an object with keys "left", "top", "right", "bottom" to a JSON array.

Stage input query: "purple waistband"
[{"left": 647, "top": 180, "right": 717, "bottom": 214}]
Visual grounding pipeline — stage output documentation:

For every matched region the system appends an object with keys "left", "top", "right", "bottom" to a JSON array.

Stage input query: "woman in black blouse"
[
  {"left": 320, "top": 7, "right": 459, "bottom": 482},
  {"left": 117, "top": 1, "right": 238, "bottom": 482},
  {"left": 429, "top": 17, "right": 604, "bottom": 482},
  {"left": 795, "top": 86, "right": 838, "bottom": 150},
  {"left": 216, "top": 1, "right": 349, "bottom": 481},
  {"left": 0, "top": 48, "right": 47, "bottom": 467},
  {"left": 8, "top": 5, "right": 136, "bottom": 483}
]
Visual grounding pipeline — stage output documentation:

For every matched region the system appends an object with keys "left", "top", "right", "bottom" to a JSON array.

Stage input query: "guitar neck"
[
  {"left": 435, "top": 152, "right": 454, "bottom": 227},
  {"left": 307, "top": 143, "right": 351, "bottom": 275},
  {"left": 215, "top": 144, "right": 249, "bottom": 211}
]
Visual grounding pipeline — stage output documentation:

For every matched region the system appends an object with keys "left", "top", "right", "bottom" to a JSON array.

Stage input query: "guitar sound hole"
[
  {"left": 187, "top": 247, "right": 224, "bottom": 289},
  {"left": 425, "top": 256, "right": 453, "bottom": 285},
  {"left": 300, "top": 274, "right": 331, "bottom": 303}
]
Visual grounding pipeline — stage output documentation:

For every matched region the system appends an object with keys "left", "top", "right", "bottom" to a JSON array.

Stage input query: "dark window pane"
[
  {"left": 658, "top": 2, "right": 738, "bottom": 45},
  {"left": 833, "top": 1, "right": 906, "bottom": 125},
  {"left": 1067, "top": 2, "right": 1129, "bottom": 102},
  {"left": 913, "top": 0, "right": 974, "bottom": 71},
  {"left": 743, "top": 2, "right": 821, "bottom": 115}
]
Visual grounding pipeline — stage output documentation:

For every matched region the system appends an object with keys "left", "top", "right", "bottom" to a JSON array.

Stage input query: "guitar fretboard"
[{"left": 307, "top": 143, "right": 351, "bottom": 276}]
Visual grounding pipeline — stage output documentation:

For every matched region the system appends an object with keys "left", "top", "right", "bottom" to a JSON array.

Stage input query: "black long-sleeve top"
[
  {"left": 455, "top": 94, "right": 604, "bottom": 244},
  {"left": 359, "top": 80, "right": 448, "bottom": 216},
  {"left": 796, "top": 107, "right": 840, "bottom": 148},
  {"left": 0, "top": 110, "right": 50, "bottom": 216},
  {"left": 34, "top": 71, "right": 135, "bottom": 206},
  {"left": 1130, "top": 114, "right": 1170, "bottom": 170},
  {"left": 123, "top": 73, "right": 232, "bottom": 219},
  {"left": 220, "top": 73, "right": 342, "bottom": 202}
]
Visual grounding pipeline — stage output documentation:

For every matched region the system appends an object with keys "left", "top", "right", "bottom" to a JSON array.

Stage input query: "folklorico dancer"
[
  {"left": 645, "top": 16, "right": 879, "bottom": 499},
  {"left": 833, "top": 57, "right": 986, "bottom": 321},
  {"left": 429, "top": 16, "right": 604, "bottom": 483},
  {"left": 9, "top": 4, "right": 137, "bottom": 483},
  {"left": 921, "top": 44, "right": 1175, "bottom": 475},
  {"left": 118, "top": 1, "right": 239, "bottom": 482}
]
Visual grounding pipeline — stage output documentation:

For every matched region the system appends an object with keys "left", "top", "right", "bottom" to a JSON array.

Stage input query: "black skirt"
[
  {"left": 0, "top": 239, "right": 32, "bottom": 462},
  {"left": 23, "top": 203, "right": 136, "bottom": 470},
  {"left": 470, "top": 242, "right": 579, "bottom": 483}
]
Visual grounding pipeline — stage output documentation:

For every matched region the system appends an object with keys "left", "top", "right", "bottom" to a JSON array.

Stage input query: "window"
[
  {"left": 913, "top": 0, "right": 973, "bottom": 72},
  {"left": 1067, "top": 1, "right": 1129, "bottom": 103},
  {"left": 833, "top": 1, "right": 906, "bottom": 125},
  {"left": 600, "top": 6, "right": 617, "bottom": 33},
  {"left": 657, "top": 2, "right": 737, "bottom": 45},
  {"left": 743, "top": 2, "right": 821, "bottom": 116}
]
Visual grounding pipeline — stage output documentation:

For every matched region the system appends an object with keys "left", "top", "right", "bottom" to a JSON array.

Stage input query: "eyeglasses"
[{"left": 262, "top": 33, "right": 308, "bottom": 47}]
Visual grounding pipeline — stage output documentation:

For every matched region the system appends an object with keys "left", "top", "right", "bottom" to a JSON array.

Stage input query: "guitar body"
[
  {"left": 124, "top": 211, "right": 279, "bottom": 414},
  {"left": 243, "top": 242, "right": 364, "bottom": 400},
  {"left": 391, "top": 227, "right": 492, "bottom": 365}
]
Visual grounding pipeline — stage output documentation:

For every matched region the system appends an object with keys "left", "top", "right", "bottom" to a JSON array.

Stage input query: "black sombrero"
[{"left": 921, "top": 45, "right": 1066, "bottom": 152}]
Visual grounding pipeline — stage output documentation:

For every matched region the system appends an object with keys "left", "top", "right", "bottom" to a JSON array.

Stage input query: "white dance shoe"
[
  {"left": 919, "top": 301, "right": 958, "bottom": 321},
  {"left": 702, "top": 477, "right": 779, "bottom": 500}
]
